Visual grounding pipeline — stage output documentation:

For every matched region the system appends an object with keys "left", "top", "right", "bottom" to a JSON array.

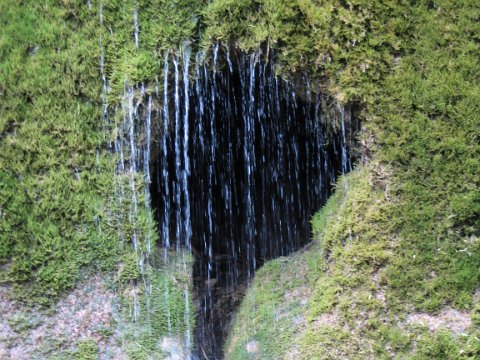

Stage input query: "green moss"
[
  {"left": 413, "top": 331, "right": 479, "bottom": 360},
  {"left": 2, "top": 0, "right": 479, "bottom": 358},
  {"left": 116, "top": 252, "right": 142, "bottom": 284},
  {"left": 75, "top": 339, "right": 99, "bottom": 360},
  {"left": 0, "top": 2, "right": 199, "bottom": 356},
  {"left": 225, "top": 255, "right": 311, "bottom": 359},
  {"left": 472, "top": 301, "right": 480, "bottom": 328},
  {"left": 0, "top": 0, "right": 122, "bottom": 305},
  {"left": 379, "top": 326, "right": 411, "bottom": 352},
  {"left": 376, "top": 0, "right": 480, "bottom": 311},
  {"left": 298, "top": 326, "right": 356, "bottom": 360},
  {"left": 7, "top": 312, "right": 39, "bottom": 333},
  {"left": 203, "top": 0, "right": 413, "bottom": 99},
  {"left": 102, "top": 0, "right": 208, "bottom": 97}
]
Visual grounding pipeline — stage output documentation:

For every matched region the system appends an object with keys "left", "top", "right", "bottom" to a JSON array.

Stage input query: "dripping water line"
[
  {"left": 133, "top": 1, "right": 139, "bottom": 48},
  {"left": 182, "top": 44, "right": 192, "bottom": 250},
  {"left": 162, "top": 51, "right": 171, "bottom": 250}
]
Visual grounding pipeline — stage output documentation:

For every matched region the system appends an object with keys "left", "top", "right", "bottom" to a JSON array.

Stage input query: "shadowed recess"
[{"left": 148, "top": 46, "right": 360, "bottom": 359}]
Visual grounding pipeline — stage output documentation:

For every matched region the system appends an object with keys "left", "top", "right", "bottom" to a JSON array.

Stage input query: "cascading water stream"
[
  {"left": 149, "top": 46, "right": 359, "bottom": 359},
  {"left": 98, "top": 2, "right": 196, "bottom": 357}
]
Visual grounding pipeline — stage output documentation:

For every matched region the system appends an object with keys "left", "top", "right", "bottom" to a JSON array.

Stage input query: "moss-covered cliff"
[{"left": 1, "top": 0, "right": 479, "bottom": 359}]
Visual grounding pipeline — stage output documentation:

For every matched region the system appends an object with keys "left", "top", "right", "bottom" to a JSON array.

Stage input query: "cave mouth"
[{"left": 149, "top": 47, "right": 359, "bottom": 359}]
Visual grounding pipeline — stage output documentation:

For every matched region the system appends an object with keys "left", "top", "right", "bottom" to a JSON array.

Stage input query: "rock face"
[
  {"left": 0, "top": 275, "right": 122, "bottom": 359},
  {"left": 406, "top": 308, "right": 472, "bottom": 334},
  {"left": 160, "top": 337, "right": 188, "bottom": 360},
  {"left": 0, "top": 272, "right": 194, "bottom": 359}
]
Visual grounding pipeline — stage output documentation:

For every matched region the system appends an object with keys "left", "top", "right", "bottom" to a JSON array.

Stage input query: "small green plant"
[
  {"left": 7, "top": 312, "right": 38, "bottom": 333},
  {"left": 75, "top": 339, "right": 99, "bottom": 360}
]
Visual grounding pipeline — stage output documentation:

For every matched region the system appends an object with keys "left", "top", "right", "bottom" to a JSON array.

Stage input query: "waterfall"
[
  {"left": 182, "top": 45, "right": 192, "bottom": 250},
  {"left": 144, "top": 95, "right": 152, "bottom": 254},
  {"left": 97, "top": 1, "right": 196, "bottom": 357},
  {"left": 149, "top": 46, "right": 358, "bottom": 358}
]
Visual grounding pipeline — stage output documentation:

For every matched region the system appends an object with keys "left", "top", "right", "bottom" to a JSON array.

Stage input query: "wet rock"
[
  {"left": 160, "top": 337, "right": 188, "bottom": 360},
  {"left": 0, "top": 275, "right": 123, "bottom": 359},
  {"left": 246, "top": 340, "right": 258, "bottom": 353}
]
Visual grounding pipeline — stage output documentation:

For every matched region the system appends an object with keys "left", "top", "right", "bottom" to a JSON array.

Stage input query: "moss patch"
[{"left": 0, "top": 0, "right": 122, "bottom": 305}]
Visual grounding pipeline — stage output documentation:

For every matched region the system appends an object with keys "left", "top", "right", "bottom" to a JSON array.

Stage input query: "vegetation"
[
  {"left": 203, "top": 0, "right": 414, "bottom": 101},
  {"left": 75, "top": 339, "right": 99, "bottom": 360},
  {"left": 377, "top": 2, "right": 480, "bottom": 311},
  {"left": 101, "top": 0, "right": 208, "bottom": 97}
]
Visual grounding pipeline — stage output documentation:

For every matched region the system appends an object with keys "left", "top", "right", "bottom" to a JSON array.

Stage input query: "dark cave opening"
[{"left": 149, "top": 48, "right": 359, "bottom": 359}]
